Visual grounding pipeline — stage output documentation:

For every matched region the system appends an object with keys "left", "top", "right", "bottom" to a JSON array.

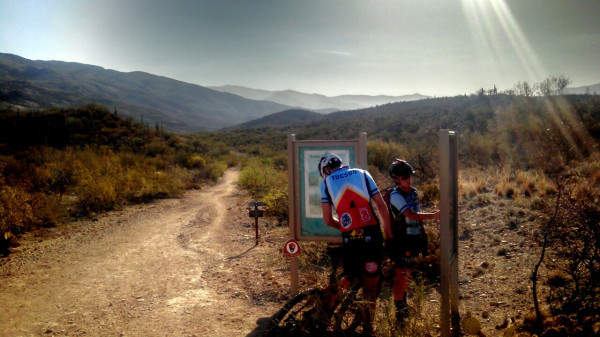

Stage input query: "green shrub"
[
  {"left": 238, "top": 159, "right": 273, "bottom": 196},
  {"left": 197, "top": 161, "right": 227, "bottom": 183},
  {"left": 263, "top": 170, "right": 289, "bottom": 219},
  {"left": 0, "top": 183, "right": 35, "bottom": 233},
  {"left": 367, "top": 139, "right": 408, "bottom": 173},
  {"left": 186, "top": 155, "right": 206, "bottom": 169},
  {"left": 30, "top": 193, "right": 68, "bottom": 227}
]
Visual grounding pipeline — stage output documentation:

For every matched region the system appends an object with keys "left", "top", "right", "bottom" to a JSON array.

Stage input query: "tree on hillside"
[
  {"left": 514, "top": 81, "right": 534, "bottom": 97},
  {"left": 537, "top": 75, "right": 571, "bottom": 96}
]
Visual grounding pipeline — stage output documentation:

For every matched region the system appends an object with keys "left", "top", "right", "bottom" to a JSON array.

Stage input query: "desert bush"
[
  {"left": 183, "top": 154, "right": 207, "bottom": 169},
  {"left": 238, "top": 158, "right": 276, "bottom": 196},
  {"left": 63, "top": 147, "right": 186, "bottom": 214},
  {"left": 368, "top": 139, "right": 408, "bottom": 174},
  {"left": 144, "top": 140, "right": 170, "bottom": 157},
  {"left": 419, "top": 183, "right": 440, "bottom": 208},
  {"left": 30, "top": 193, "right": 69, "bottom": 227},
  {"left": 461, "top": 130, "right": 497, "bottom": 167},
  {"left": 197, "top": 161, "right": 227, "bottom": 183},
  {"left": 238, "top": 158, "right": 289, "bottom": 219},
  {"left": 0, "top": 105, "right": 227, "bottom": 241},
  {"left": 262, "top": 170, "right": 289, "bottom": 220},
  {"left": 529, "top": 159, "right": 600, "bottom": 330},
  {"left": 0, "top": 181, "right": 34, "bottom": 234}
]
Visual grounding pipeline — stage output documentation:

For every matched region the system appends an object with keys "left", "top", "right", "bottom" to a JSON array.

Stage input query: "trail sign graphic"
[{"left": 283, "top": 239, "right": 301, "bottom": 258}]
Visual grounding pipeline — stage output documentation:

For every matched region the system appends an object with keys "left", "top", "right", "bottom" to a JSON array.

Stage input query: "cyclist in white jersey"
[
  {"left": 319, "top": 152, "right": 392, "bottom": 331},
  {"left": 387, "top": 159, "right": 440, "bottom": 324}
]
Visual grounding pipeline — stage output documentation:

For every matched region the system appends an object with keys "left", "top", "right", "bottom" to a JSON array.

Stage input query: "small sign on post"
[
  {"left": 283, "top": 238, "right": 301, "bottom": 258},
  {"left": 248, "top": 202, "right": 265, "bottom": 246}
]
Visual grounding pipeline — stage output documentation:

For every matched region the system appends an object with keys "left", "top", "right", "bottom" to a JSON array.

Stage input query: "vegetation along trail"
[{"left": 0, "top": 168, "right": 282, "bottom": 337}]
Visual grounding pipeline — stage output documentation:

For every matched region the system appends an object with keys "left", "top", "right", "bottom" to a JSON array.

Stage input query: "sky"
[{"left": 1, "top": 0, "right": 599, "bottom": 97}]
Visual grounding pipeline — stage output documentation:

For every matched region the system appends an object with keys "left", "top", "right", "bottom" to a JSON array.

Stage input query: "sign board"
[
  {"left": 287, "top": 133, "right": 367, "bottom": 242},
  {"left": 249, "top": 209, "right": 264, "bottom": 218},
  {"left": 283, "top": 239, "right": 301, "bottom": 258}
]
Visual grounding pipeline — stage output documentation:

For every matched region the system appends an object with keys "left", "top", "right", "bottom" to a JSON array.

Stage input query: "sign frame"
[{"left": 287, "top": 133, "right": 368, "bottom": 243}]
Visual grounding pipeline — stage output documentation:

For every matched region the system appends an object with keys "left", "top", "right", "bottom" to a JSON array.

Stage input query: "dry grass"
[
  {"left": 456, "top": 167, "right": 558, "bottom": 201},
  {"left": 459, "top": 168, "right": 490, "bottom": 198},
  {"left": 374, "top": 278, "right": 440, "bottom": 337}
]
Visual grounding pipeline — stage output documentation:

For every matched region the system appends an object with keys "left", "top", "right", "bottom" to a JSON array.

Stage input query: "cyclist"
[
  {"left": 319, "top": 152, "right": 392, "bottom": 332},
  {"left": 386, "top": 159, "right": 440, "bottom": 324}
]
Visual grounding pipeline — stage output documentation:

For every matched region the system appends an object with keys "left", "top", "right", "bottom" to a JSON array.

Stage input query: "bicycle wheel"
[
  {"left": 332, "top": 285, "right": 371, "bottom": 335},
  {"left": 263, "top": 288, "right": 331, "bottom": 337}
]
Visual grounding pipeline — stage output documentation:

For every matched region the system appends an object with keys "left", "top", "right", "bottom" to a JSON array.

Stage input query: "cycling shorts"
[
  {"left": 340, "top": 225, "right": 384, "bottom": 279},
  {"left": 387, "top": 227, "right": 428, "bottom": 268}
]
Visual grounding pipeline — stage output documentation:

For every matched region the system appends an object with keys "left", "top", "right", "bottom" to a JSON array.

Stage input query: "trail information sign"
[
  {"left": 286, "top": 133, "right": 367, "bottom": 243},
  {"left": 285, "top": 133, "right": 368, "bottom": 292}
]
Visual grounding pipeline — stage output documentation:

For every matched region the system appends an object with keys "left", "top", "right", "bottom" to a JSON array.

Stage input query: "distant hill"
[
  {"left": 208, "top": 85, "right": 429, "bottom": 111},
  {"left": 566, "top": 83, "right": 600, "bottom": 95},
  {"left": 0, "top": 53, "right": 292, "bottom": 132},
  {"left": 225, "top": 109, "right": 324, "bottom": 130}
]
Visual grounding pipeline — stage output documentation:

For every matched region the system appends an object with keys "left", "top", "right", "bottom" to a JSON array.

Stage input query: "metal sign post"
[
  {"left": 248, "top": 202, "right": 265, "bottom": 246},
  {"left": 439, "top": 129, "right": 460, "bottom": 337}
]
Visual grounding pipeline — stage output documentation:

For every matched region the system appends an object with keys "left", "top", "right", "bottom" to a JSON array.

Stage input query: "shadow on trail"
[
  {"left": 245, "top": 316, "right": 272, "bottom": 337},
  {"left": 227, "top": 245, "right": 257, "bottom": 260}
]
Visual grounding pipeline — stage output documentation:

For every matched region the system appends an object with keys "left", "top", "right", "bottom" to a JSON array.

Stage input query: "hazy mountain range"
[
  {"left": 566, "top": 83, "right": 600, "bottom": 95},
  {"left": 208, "top": 85, "right": 428, "bottom": 112},
  {"left": 1, "top": 53, "right": 598, "bottom": 133},
  {"left": 0, "top": 53, "right": 428, "bottom": 132},
  {"left": 0, "top": 53, "right": 290, "bottom": 132}
]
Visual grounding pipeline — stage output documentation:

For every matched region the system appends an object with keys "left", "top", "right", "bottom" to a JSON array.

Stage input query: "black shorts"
[
  {"left": 341, "top": 225, "right": 384, "bottom": 279},
  {"left": 388, "top": 227, "right": 428, "bottom": 268}
]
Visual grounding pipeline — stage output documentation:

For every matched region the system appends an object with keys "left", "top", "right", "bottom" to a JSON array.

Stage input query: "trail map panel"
[
  {"left": 298, "top": 146, "right": 354, "bottom": 238},
  {"left": 288, "top": 134, "right": 367, "bottom": 242}
]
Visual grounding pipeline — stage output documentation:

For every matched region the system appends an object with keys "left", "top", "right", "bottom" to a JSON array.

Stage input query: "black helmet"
[
  {"left": 388, "top": 159, "right": 415, "bottom": 179},
  {"left": 318, "top": 152, "right": 342, "bottom": 178}
]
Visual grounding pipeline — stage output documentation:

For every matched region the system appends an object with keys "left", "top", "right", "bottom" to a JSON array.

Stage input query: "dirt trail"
[{"left": 0, "top": 169, "right": 282, "bottom": 337}]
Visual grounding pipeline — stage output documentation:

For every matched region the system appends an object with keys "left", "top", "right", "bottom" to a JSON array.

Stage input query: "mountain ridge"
[
  {"left": 0, "top": 53, "right": 292, "bottom": 132},
  {"left": 2, "top": 53, "right": 599, "bottom": 133},
  {"left": 208, "top": 84, "right": 429, "bottom": 111}
]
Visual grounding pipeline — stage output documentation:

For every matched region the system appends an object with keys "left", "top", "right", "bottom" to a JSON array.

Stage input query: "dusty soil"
[
  {"left": 0, "top": 168, "right": 542, "bottom": 336},
  {"left": 0, "top": 169, "right": 289, "bottom": 337}
]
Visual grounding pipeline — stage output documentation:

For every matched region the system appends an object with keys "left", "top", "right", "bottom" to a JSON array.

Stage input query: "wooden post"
[
  {"left": 440, "top": 129, "right": 460, "bottom": 337},
  {"left": 287, "top": 134, "right": 299, "bottom": 294},
  {"left": 358, "top": 132, "right": 368, "bottom": 169}
]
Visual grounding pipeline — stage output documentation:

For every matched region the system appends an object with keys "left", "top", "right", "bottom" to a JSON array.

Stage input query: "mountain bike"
[{"left": 263, "top": 245, "right": 374, "bottom": 337}]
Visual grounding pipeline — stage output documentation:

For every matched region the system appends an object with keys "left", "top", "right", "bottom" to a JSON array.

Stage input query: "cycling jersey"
[
  {"left": 320, "top": 166, "right": 380, "bottom": 232},
  {"left": 388, "top": 187, "right": 428, "bottom": 267},
  {"left": 390, "top": 187, "right": 422, "bottom": 230}
]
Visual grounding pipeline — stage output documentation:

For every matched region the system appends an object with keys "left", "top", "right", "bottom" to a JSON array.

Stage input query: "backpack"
[
  {"left": 382, "top": 186, "right": 405, "bottom": 230},
  {"left": 383, "top": 186, "right": 429, "bottom": 256}
]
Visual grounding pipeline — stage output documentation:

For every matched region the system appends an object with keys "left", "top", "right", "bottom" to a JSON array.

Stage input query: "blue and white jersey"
[
  {"left": 320, "top": 166, "right": 380, "bottom": 232},
  {"left": 390, "top": 187, "right": 421, "bottom": 227}
]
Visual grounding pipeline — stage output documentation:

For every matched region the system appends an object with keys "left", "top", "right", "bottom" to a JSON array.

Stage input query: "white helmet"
[{"left": 318, "top": 152, "right": 342, "bottom": 178}]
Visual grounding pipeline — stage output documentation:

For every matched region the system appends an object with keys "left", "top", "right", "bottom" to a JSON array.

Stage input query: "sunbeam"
[{"left": 461, "top": 0, "right": 546, "bottom": 82}]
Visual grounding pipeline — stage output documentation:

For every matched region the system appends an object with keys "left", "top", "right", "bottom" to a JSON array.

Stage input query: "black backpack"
[{"left": 382, "top": 186, "right": 429, "bottom": 255}]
